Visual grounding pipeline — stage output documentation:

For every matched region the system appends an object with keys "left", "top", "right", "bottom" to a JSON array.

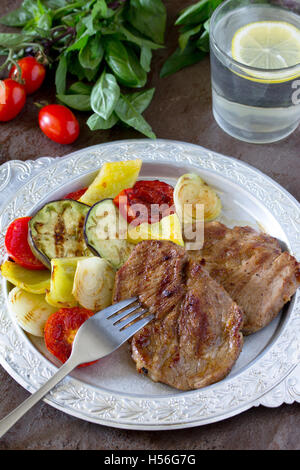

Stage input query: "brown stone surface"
[{"left": 0, "top": 0, "right": 300, "bottom": 450}]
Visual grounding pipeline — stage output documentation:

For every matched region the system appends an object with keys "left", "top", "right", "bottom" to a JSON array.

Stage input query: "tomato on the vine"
[
  {"left": 9, "top": 57, "right": 46, "bottom": 95},
  {"left": 38, "top": 104, "right": 80, "bottom": 144},
  {"left": 0, "top": 79, "right": 26, "bottom": 122}
]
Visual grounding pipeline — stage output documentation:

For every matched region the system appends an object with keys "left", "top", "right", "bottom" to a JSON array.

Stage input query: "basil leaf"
[
  {"left": 0, "top": 33, "right": 31, "bottom": 48},
  {"left": 84, "top": 66, "right": 99, "bottom": 82},
  {"left": 57, "top": 94, "right": 92, "bottom": 111},
  {"left": 126, "top": 0, "right": 166, "bottom": 45},
  {"left": 115, "top": 94, "right": 156, "bottom": 139},
  {"left": 196, "top": 30, "right": 210, "bottom": 53},
  {"left": 55, "top": 54, "right": 67, "bottom": 94},
  {"left": 175, "top": 0, "right": 223, "bottom": 27},
  {"left": 44, "top": 0, "right": 69, "bottom": 7},
  {"left": 90, "top": 71, "right": 120, "bottom": 120},
  {"left": 0, "top": 7, "right": 33, "bottom": 27},
  {"left": 160, "top": 42, "right": 206, "bottom": 78},
  {"left": 66, "top": 33, "right": 89, "bottom": 53},
  {"left": 79, "top": 34, "right": 104, "bottom": 70},
  {"left": 22, "top": 0, "right": 53, "bottom": 32},
  {"left": 91, "top": 0, "right": 115, "bottom": 20},
  {"left": 87, "top": 112, "right": 119, "bottom": 130},
  {"left": 119, "top": 25, "right": 163, "bottom": 50},
  {"left": 68, "top": 81, "right": 93, "bottom": 95},
  {"left": 140, "top": 46, "right": 152, "bottom": 72},
  {"left": 67, "top": 53, "right": 86, "bottom": 80},
  {"left": 178, "top": 24, "right": 202, "bottom": 51},
  {"left": 105, "top": 38, "right": 147, "bottom": 88},
  {"left": 126, "top": 88, "right": 155, "bottom": 113}
]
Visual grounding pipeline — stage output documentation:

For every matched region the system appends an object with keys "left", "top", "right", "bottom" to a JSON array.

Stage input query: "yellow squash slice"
[
  {"left": 174, "top": 173, "right": 221, "bottom": 222},
  {"left": 127, "top": 213, "right": 184, "bottom": 246},
  {"left": 1, "top": 261, "right": 51, "bottom": 294},
  {"left": 79, "top": 159, "right": 142, "bottom": 206}
]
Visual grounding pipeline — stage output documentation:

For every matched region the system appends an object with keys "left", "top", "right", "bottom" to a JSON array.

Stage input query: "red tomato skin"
[
  {"left": 0, "top": 79, "right": 26, "bottom": 122},
  {"left": 114, "top": 180, "right": 175, "bottom": 225},
  {"left": 5, "top": 217, "right": 46, "bottom": 270},
  {"left": 9, "top": 57, "right": 46, "bottom": 95},
  {"left": 44, "top": 307, "right": 96, "bottom": 367},
  {"left": 39, "top": 104, "right": 80, "bottom": 144},
  {"left": 63, "top": 187, "right": 87, "bottom": 200}
]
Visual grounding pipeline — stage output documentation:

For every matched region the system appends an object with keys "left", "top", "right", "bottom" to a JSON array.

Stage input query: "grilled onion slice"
[{"left": 174, "top": 173, "right": 221, "bottom": 223}]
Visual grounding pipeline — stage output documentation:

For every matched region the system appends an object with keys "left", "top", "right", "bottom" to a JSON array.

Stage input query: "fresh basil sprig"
[
  {"left": 0, "top": 0, "right": 167, "bottom": 139},
  {"left": 160, "top": 0, "right": 222, "bottom": 78}
]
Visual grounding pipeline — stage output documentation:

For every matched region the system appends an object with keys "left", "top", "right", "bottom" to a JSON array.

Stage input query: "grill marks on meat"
[
  {"left": 114, "top": 240, "right": 186, "bottom": 320},
  {"left": 113, "top": 240, "right": 243, "bottom": 391},
  {"left": 188, "top": 222, "right": 300, "bottom": 335}
]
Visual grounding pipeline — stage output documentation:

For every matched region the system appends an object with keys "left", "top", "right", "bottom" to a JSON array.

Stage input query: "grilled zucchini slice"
[
  {"left": 28, "top": 199, "right": 91, "bottom": 269},
  {"left": 84, "top": 199, "right": 134, "bottom": 269}
]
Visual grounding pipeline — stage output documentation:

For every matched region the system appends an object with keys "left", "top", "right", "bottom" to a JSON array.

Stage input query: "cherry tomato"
[
  {"left": 0, "top": 79, "right": 26, "bottom": 122},
  {"left": 44, "top": 307, "right": 96, "bottom": 367},
  {"left": 5, "top": 217, "right": 46, "bottom": 270},
  {"left": 63, "top": 187, "right": 87, "bottom": 200},
  {"left": 114, "top": 180, "right": 175, "bottom": 226},
  {"left": 9, "top": 57, "right": 46, "bottom": 95},
  {"left": 39, "top": 104, "right": 80, "bottom": 145}
]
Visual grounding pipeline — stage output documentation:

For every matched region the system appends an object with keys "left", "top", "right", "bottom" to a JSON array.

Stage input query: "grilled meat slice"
[
  {"left": 113, "top": 240, "right": 243, "bottom": 391},
  {"left": 188, "top": 222, "right": 300, "bottom": 335}
]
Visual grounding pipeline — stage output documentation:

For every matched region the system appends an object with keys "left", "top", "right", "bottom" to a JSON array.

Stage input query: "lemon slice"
[{"left": 232, "top": 21, "right": 300, "bottom": 82}]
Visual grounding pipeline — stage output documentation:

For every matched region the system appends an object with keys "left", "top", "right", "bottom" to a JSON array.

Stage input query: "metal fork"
[{"left": 0, "top": 297, "right": 153, "bottom": 439}]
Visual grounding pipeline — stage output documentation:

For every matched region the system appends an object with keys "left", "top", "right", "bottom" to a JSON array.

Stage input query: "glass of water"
[{"left": 210, "top": 0, "right": 300, "bottom": 143}]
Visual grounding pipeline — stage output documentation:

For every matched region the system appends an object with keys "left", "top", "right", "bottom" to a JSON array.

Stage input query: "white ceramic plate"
[{"left": 0, "top": 139, "right": 300, "bottom": 430}]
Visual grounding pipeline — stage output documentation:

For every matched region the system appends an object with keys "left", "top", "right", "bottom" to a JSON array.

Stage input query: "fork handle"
[{"left": 0, "top": 356, "right": 77, "bottom": 439}]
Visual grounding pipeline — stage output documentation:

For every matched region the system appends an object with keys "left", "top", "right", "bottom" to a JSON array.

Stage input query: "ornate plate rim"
[{"left": 0, "top": 138, "right": 299, "bottom": 430}]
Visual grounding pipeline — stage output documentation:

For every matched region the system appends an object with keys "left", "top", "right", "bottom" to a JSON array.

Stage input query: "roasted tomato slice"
[
  {"left": 114, "top": 180, "right": 175, "bottom": 225},
  {"left": 44, "top": 307, "right": 96, "bottom": 367},
  {"left": 63, "top": 187, "right": 87, "bottom": 200},
  {"left": 5, "top": 217, "right": 46, "bottom": 270}
]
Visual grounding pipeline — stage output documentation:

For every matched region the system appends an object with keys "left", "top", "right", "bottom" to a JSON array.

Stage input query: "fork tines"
[{"left": 106, "top": 297, "right": 154, "bottom": 333}]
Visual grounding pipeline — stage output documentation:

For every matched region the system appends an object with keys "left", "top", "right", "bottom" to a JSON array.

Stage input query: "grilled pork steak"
[
  {"left": 188, "top": 222, "right": 300, "bottom": 335},
  {"left": 113, "top": 240, "right": 243, "bottom": 391}
]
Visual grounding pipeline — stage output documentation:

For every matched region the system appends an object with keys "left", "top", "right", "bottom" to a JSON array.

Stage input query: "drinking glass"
[{"left": 210, "top": 0, "right": 300, "bottom": 143}]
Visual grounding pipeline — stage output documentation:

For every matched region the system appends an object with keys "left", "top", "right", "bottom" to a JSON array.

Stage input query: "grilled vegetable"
[
  {"left": 72, "top": 257, "right": 115, "bottom": 311},
  {"left": 44, "top": 307, "right": 95, "bottom": 366},
  {"left": 174, "top": 173, "right": 221, "bottom": 222},
  {"left": 127, "top": 213, "right": 184, "bottom": 246},
  {"left": 45, "top": 257, "right": 87, "bottom": 308},
  {"left": 84, "top": 199, "right": 134, "bottom": 269},
  {"left": 28, "top": 199, "right": 91, "bottom": 269},
  {"left": 5, "top": 217, "right": 46, "bottom": 270},
  {"left": 113, "top": 179, "right": 175, "bottom": 225},
  {"left": 1, "top": 260, "right": 50, "bottom": 294},
  {"left": 8, "top": 287, "right": 57, "bottom": 337},
  {"left": 79, "top": 159, "right": 142, "bottom": 206}
]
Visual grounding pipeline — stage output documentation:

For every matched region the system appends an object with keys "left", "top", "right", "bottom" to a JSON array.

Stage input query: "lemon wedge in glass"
[{"left": 231, "top": 21, "right": 300, "bottom": 82}]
